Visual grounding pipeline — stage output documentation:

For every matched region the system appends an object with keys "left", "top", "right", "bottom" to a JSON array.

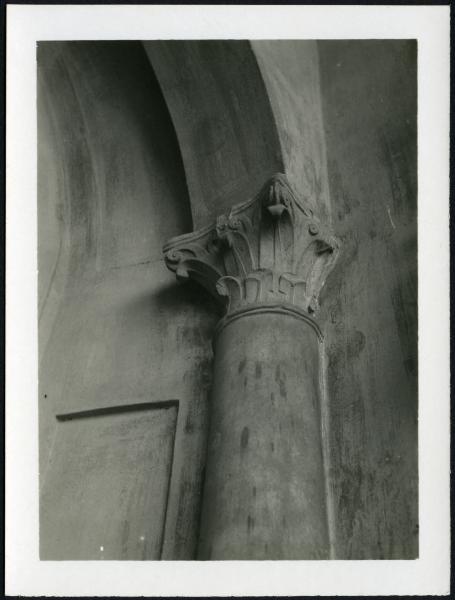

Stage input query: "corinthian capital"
[{"left": 163, "top": 174, "right": 340, "bottom": 317}]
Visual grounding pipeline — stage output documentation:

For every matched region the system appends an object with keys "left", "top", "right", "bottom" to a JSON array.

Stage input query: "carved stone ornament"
[{"left": 163, "top": 173, "right": 340, "bottom": 318}]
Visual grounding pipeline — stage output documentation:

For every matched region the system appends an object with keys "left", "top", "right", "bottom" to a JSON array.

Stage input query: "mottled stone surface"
[
  {"left": 318, "top": 40, "right": 418, "bottom": 559},
  {"left": 198, "top": 312, "right": 329, "bottom": 559}
]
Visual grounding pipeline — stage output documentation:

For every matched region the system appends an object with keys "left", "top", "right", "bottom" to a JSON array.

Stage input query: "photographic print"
[
  {"left": 5, "top": 5, "right": 450, "bottom": 597},
  {"left": 37, "top": 39, "right": 418, "bottom": 561}
]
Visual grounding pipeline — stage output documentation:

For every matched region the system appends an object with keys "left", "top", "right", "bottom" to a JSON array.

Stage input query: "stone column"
[{"left": 164, "top": 174, "right": 340, "bottom": 559}]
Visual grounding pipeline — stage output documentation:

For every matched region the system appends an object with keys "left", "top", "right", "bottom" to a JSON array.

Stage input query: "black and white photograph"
[
  {"left": 5, "top": 4, "right": 450, "bottom": 597},
  {"left": 37, "top": 37, "right": 419, "bottom": 562}
]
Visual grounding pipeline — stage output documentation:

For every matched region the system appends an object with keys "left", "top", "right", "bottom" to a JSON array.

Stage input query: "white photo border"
[{"left": 5, "top": 4, "right": 450, "bottom": 597}]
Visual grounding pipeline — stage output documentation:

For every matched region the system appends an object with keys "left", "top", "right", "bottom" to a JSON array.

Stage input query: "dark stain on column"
[
  {"left": 247, "top": 514, "right": 255, "bottom": 533},
  {"left": 255, "top": 362, "right": 262, "bottom": 378},
  {"left": 275, "top": 364, "right": 287, "bottom": 399},
  {"left": 240, "top": 426, "right": 249, "bottom": 451},
  {"left": 346, "top": 330, "right": 366, "bottom": 359}
]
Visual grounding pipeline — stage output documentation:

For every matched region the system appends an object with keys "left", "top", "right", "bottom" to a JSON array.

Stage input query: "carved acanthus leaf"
[{"left": 163, "top": 173, "right": 340, "bottom": 317}]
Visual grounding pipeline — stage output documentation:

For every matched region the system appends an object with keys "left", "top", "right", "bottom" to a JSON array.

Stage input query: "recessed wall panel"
[{"left": 40, "top": 405, "right": 177, "bottom": 560}]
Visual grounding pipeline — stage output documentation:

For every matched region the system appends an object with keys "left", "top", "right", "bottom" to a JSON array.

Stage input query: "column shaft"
[{"left": 197, "top": 308, "right": 330, "bottom": 559}]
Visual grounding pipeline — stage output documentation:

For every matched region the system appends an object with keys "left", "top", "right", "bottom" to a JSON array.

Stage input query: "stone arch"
[{"left": 143, "top": 40, "right": 332, "bottom": 228}]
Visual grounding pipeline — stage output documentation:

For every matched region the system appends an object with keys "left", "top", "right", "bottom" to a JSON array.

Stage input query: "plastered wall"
[
  {"left": 319, "top": 40, "right": 418, "bottom": 558},
  {"left": 38, "top": 41, "right": 217, "bottom": 559}
]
